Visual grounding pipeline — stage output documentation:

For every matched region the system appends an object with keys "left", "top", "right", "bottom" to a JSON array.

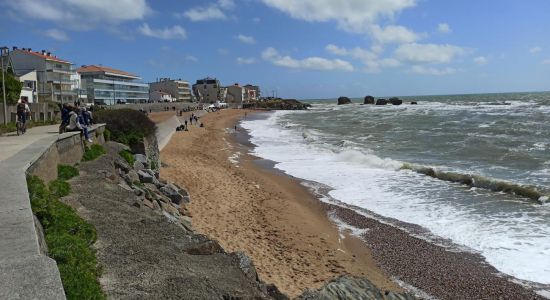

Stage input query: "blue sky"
[{"left": 1, "top": 0, "right": 550, "bottom": 99}]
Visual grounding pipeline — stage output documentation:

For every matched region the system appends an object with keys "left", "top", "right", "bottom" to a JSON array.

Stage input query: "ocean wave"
[{"left": 401, "top": 163, "right": 550, "bottom": 204}]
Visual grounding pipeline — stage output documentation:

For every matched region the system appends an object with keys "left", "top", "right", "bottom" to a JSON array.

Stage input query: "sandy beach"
[
  {"left": 157, "top": 109, "right": 399, "bottom": 297},
  {"left": 157, "top": 109, "right": 545, "bottom": 299}
]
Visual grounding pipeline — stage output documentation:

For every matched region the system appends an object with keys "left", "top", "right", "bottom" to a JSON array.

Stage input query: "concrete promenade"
[{"left": 0, "top": 124, "right": 103, "bottom": 299}]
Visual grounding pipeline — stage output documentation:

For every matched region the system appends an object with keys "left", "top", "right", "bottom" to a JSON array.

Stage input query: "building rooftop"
[
  {"left": 77, "top": 65, "right": 140, "bottom": 79},
  {"left": 15, "top": 48, "right": 71, "bottom": 64}
]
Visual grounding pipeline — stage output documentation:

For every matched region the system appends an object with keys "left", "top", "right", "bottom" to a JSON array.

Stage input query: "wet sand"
[{"left": 158, "top": 109, "right": 399, "bottom": 298}]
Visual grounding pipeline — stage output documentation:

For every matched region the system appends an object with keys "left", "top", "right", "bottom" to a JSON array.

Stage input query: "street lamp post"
[{"left": 1, "top": 47, "right": 9, "bottom": 125}]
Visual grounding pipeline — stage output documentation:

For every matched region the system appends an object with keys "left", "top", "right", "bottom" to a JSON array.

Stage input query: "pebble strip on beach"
[{"left": 324, "top": 202, "right": 546, "bottom": 300}]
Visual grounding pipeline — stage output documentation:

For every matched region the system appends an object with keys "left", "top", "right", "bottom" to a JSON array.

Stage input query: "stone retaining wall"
[{"left": 0, "top": 124, "right": 105, "bottom": 300}]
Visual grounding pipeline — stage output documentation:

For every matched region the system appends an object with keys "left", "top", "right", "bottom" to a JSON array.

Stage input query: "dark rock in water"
[
  {"left": 410, "top": 101, "right": 418, "bottom": 105},
  {"left": 298, "top": 276, "right": 416, "bottom": 300},
  {"left": 389, "top": 97, "right": 403, "bottom": 105},
  {"left": 245, "top": 98, "right": 311, "bottom": 110},
  {"left": 364, "top": 95, "right": 375, "bottom": 104},
  {"left": 338, "top": 97, "right": 352, "bottom": 105},
  {"left": 376, "top": 99, "right": 388, "bottom": 105}
]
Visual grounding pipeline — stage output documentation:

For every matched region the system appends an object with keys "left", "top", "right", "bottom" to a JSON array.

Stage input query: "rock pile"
[
  {"left": 113, "top": 155, "right": 193, "bottom": 231},
  {"left": 298, "top": 276, "right": 416, "bottom": 300},
  {"left": 337, "top": 97, "right": 352, "bottom": 105}
]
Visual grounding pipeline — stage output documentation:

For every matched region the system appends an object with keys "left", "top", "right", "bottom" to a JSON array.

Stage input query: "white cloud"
[
  {"left": 236, "top": 34, "right": 256, "bottom": 44},
  {"left": 437, "top": 23, "right": 451, "bottom": 34},
  {"left": 542, "top": 59, "right": 550, "bottom": 65},
  {"left": 181, "top": 0, "right": 236, "bottom": 21},
  {"left": 261, "top": 0, "right": 416, "bottom": 33},
  {"left": 183, "top": 5, "right": 227, "bottom": 21},
  {"left": 394, "top": 43, "right": 466, "bottom": 64},
  {"left": 237, "top": 57, "right": 258, "bottom": 64},
  {"left": 529, "top": 47, "right": 542, "bottom": 54},
  {"left": 369, "top": 24, "right": 421, "bottom": 44},
  {"left": 138, "top": 23, "right": 187, "bottom": 40},
  {"left": 44, "top": 28, "right": 69, "bottom": 41},
  {"left": 218, "top": 0, "right": 235, "bottom": 9},
  {"left": 473, "top": 56, "right": 488, "bottom": 65},
  {"left": 325, "top": 44, "right": 400, "bottom": 72},
  {"left": 5, "top": 0, "right": 150, "bottom": 29},
  {"left": 262, "top": 47, "right": 354, "bottom": 71},
  {"left": 409, "top": 65, "right": 456, "bottom": 75},
  {"left": 186, "top": 55, "right": 198, "bottom": 62}
]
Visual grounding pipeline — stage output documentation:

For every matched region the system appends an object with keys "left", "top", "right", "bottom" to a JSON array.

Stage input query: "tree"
[{"left": 1, "top": 68, "right": 22, "bottom": 105}]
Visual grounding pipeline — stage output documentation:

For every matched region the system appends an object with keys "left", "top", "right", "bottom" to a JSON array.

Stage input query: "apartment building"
[
  {"left": 225, "top": 83, "right": 245, "bottom": 108},
  {"left": 243, "top": 84, "right": 260, "bottom": 101},
  {"left": 15, "top": 70, "right": 38, "bottom": 103},
  {"left": 77, "top": 65, "right": 149, "bottom": 105},
  {"left": 9, "top": 47, "right": 77, "bottom": 103},
  {"left": 192, "top": 77, "right": 221, "bottom": 103},
  {"left": 150, "top": 78, "right": 192, "bottom": 102}
]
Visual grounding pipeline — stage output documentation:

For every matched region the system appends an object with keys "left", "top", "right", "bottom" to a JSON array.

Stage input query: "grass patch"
[
  {"left": 82, "top": 144, "right": 106, "bottom": 162},
  {"left": 58, "top": 165, "right": 79, "bottom": 181},
  {"left": 119, "top": 149, "right": 135, "bottom": 166},
  {"left": 103, "top": 128, "right": 111, "bottom": 141},
  {"left": 48, "top": 179, "right": 71, "bottom": 197},
  {"left": 27, "top": 173, "right": 104, "bottom": 300}
]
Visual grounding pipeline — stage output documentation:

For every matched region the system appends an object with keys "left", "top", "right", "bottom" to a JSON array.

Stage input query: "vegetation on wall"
[{"left": 94, "top": 109, "right": 156, "bottom": 146}]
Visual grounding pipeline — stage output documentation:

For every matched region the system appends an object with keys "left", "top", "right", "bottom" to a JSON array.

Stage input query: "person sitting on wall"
[{"left": 66, "top": 106, "right": 92, "bottom": 143}]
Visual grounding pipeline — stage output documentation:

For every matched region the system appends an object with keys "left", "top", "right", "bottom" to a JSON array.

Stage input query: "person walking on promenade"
[{"left": 66, "top": 106, "right": 92, "bottom": 143}]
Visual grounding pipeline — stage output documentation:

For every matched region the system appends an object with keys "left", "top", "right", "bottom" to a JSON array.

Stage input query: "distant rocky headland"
[{"left": 246, "top": 98, "right": 312, "bottom": 110}]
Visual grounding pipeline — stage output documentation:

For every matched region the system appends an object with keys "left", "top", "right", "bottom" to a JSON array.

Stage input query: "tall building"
[
  {"left": 9, "top": 47, "right": 77, "bottom": 103},
  {"left": 77, "top": 65, "right": 149, "bottom": 105},
  {"left": 192, "top": 77, "right": 221, "bottom": 103},
  {"left": 149, "top": 78, "right": 192, "bottom": 102}
]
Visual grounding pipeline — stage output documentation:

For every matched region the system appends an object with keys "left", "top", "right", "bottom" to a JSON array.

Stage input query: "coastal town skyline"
[{"left": 2, "top": 0, "right": 550, "bottom": 98}]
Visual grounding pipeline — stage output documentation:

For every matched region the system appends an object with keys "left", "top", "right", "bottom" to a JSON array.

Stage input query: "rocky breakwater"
[
  {"left": 249, "top": 98, "right": 312, "bottom": 110},
  {"left": 72, "top": 142, "right": 289, "bottom": 299}
]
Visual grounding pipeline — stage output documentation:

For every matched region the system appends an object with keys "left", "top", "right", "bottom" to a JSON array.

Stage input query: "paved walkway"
[{"left": 0, "top": 125, "right": 60, "bottom": 162}]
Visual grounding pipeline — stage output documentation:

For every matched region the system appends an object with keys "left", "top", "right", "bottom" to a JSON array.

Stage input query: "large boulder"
[
  {"left": 114, "top": 158, "right": 131, "bottom": 173},
  {"left": 298, "top": 276, "right": 416, "bottom": 300},
  {"left": 160, "top": 183, "right": 189, "bottom": 205},
  {"left": 410, "top": 101, "right": 418, "bottom": 105},
  {"left": 134, "top": 154, "right": 149, "bottom": 168},
  {"left": 364, "top": 95, "right": 375, "bottom": 104},
  {"left": 375, "top": 99, "right": 388, "bottom": 105},
  {"left": 337, "top": 97, "right": 352, "bottom": 105},
  {"left": 137, "top": 169, "right": 154, "bottom": 183},
  {"left": 389, "top": 97, "right": 403, "bottom": 105}
]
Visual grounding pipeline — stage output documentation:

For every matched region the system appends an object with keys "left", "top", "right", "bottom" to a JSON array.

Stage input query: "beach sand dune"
[{"left": 159, "top": 109, "right": 398, "bottom": 297}]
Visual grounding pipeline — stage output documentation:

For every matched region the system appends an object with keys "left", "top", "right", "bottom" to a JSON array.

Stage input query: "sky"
[{"left": 1, "top": 0, "right": 550, "bottom": 99}]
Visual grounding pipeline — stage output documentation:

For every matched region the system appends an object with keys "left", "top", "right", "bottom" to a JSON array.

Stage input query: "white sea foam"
[{"left": 241, "top": 111, "right": 550, "bottom": 286}]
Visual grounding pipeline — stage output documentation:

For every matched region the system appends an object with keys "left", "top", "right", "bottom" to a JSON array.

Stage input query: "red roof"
[
  {"left": 77, "top": 65, "right": 139, "bottom": 78},
  {"left": 22, "top": 50, "right": 71, "bottom": 64}
]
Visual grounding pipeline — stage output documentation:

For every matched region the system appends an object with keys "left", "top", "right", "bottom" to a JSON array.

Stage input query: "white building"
[
  {"left": 192, "top": 77, "right": 221, "bottom": 104},
  {"left": 149, "top": 90, "right": 175, "bottom": 102},
  {"left": 149, "top": 78, "right": 192, "bottom": 102},
  {"left": 15, "top": 70, "right": 38, "bottom": 103},
  {"left": 9, "top": 47, "right": 77, "bottom": 103},
  {"left": 77, "top": 65, "right": 149, "bottom": 105},
  {"left": 243, "top": 84, "right": 260, "bottom": 102}
]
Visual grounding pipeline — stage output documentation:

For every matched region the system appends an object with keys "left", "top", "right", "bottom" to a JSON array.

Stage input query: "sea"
[{"left": 240, "top": 92, "right": 550, "bottom": 287}]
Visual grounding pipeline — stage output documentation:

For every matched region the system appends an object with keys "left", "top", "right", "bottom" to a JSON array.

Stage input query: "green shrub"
[
  {"left": 94, "top": 109, "right": 156, "bottom": 146},
  {"left": 103, "top": 128, "right": 111, "bottom": 141},
  {"left": 58, "top": 165, "right": 79, "bottom": 181},
  {"left": 118, "top": 149, "right": 135, "bottom": 165},
  {"left": 49, "top": 179, "right": 71, "bottom": 197},
  {"left": 82, "top": 144, "right": 106, "bottom": 161},
  {"left": 27, "top": 175, "right": 104, "bottom": 300}
]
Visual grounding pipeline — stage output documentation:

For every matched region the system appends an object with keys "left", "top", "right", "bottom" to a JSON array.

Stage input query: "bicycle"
[{"left": 16, "top": 113, "right": 28, "bottom": 136}]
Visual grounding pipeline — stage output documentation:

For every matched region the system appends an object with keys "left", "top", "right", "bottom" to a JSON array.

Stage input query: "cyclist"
[{"left": 16, "top": 99, "right": 30, "bottom": 134}]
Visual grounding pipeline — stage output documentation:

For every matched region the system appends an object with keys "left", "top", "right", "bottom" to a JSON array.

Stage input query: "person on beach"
[{"left": 66, "top": 106, "right": 92, "bottom": 143}]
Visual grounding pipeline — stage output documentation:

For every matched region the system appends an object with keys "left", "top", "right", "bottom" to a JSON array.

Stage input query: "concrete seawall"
[{"left": 0, "top": 124, "right": 105, "bottom": 299}]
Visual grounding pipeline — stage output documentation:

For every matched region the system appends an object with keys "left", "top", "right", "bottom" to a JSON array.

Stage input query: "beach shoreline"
[{"left": 158, "top": 109, "right": 547, "bottom": 299}]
